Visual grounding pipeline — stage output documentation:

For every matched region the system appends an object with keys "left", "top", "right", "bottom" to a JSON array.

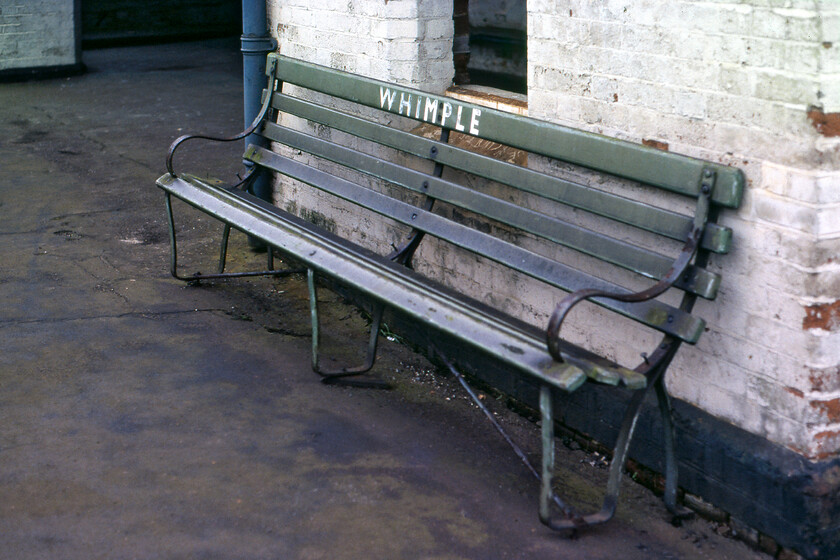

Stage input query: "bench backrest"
[{"left": 245, "top": 53, "right": 744, "bottom": 345}]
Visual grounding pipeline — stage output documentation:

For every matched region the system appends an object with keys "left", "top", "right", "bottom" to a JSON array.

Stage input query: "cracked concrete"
[{"left": 0, "top": 39, "right": 770, "bottom": 560}]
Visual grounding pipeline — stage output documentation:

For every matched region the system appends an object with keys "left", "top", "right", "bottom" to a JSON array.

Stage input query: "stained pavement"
[{"left": 0, "top": 38, "right": 768, "bottom": 560}]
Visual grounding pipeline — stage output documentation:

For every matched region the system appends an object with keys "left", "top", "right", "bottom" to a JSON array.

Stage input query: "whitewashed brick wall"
[
  {"left": 529, "top": 0, "right": 840, "bottom": 459},
  {"left": 267, "top": 0, "right": 840, "bottom": 459},
  {"left": 267, "top": 0, "right": 453, "bottom": 90},
  {"left": 266, "top": 0, "right": 454, "bottom": 253},
  {"left": 0, "top": 0, "right": 78, "bottom": 71}
]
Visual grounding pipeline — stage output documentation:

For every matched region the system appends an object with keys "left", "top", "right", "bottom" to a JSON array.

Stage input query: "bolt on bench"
[{"left": 157, "top": 53, "right": 744, "bottom": 531}]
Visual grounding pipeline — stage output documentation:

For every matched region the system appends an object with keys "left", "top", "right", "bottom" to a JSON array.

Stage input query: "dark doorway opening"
[
  {"left": 82, "top": 0, "right": 241, "bottom": 48},
  {"left": 454, "top": 0, "right": 526, "bottom": 94}
]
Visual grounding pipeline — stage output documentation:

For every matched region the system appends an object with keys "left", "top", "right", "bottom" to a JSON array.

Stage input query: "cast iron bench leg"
[
  {"left": 307, "top": 268, "right": 390, "bottom": 389},
  {"left": 165, "top": 191, "right": 302, "bottom": 282},
  {"left": 539, "top": 381, "right": 653, "bottom": 529},
  {"left": 655, "top": 376, "right": 694, "bottom": 523}
]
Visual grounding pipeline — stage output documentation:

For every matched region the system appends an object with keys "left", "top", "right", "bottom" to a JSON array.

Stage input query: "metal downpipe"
[{"left": 242, "top": 0, "right": 276, "bottom": 248}]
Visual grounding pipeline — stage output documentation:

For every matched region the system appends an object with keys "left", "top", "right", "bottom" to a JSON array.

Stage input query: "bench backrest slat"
[
  {"left": 269, "top": 92, "right": 733, "bottom": 255},
  {"left": 246, "top": 144, "right": 706, "bottom": 344},
  {"left": 259, "top": 120, "right": 721, "bottom": 300},
  {"left": 270, "top": 54, "right": 744, "bottom": 208},
  {"left": 247, "top": 54, "right": 747, "bottom": 344}
]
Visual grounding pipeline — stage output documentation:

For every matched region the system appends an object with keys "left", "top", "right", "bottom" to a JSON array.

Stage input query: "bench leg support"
[
  {"left": 165, "top": 192, "right": 303, "bottom": 282},
  {"left": 539, "top": 379, "right": 656, "bottom": 530},
  {"left": 438, "top": 349, "right": 688, "bottom": 532},
  {"left": 655, "top": 376, "right": 694, "bottom": 523},
  {"left": 218, "top": 223, "right": 231, "bottom": 274},
  {"left": 307, "top": 269, "right": 390, "bottom": 389},
  {"left": 434, "top": 353, "right": 580, "bottom": 528},
  {"left": 539, "top": 364, "right": 693, "bottom": 530}
]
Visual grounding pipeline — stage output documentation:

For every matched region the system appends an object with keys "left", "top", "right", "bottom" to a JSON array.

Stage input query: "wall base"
[{"left": 0, "top": 63, "right": 86, "bottom": 84}]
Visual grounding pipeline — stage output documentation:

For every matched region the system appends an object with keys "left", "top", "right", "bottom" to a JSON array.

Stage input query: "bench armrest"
[
  {"left": 546, "top": 186, "right": 712, "bottom": 362},
  {"left": 546, "top": 275, "right": 682, "bottom": 363},
  {"left": 165, "top": 64, "right": 276, "bottom": 179}
]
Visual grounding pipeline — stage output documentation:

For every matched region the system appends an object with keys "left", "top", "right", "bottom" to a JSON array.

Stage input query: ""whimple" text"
[{"left": 379, "top": 87, "right": 481, "bottom": 136}]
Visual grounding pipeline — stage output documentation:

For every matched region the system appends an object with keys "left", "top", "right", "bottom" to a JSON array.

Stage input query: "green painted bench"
[{"left": 157, "top": 53, "right": 744, "bottom": 531}]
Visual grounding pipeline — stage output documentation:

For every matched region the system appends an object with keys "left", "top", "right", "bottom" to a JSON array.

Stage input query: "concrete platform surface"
[{"left": 0, "top": 39, "right": 768, "bottom": 560}]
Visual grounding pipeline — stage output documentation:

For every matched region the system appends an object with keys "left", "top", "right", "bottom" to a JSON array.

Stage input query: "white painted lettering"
[
  {"left": 441, "top": 102, "right": 453, "bottom": 126},
  {"left": 424, "top": 98, "right": 439, "bottom": 123},
  {"left": 399, "top": 92, "right": 412, "bottom": 115},
  {"left": 380, "top": 87, "right": 396, "bottom": 110},
  {"left": 454, "top": 105, "right": 466, "bottom": 132},
  {"left": 415, "top": 97, "right": 421, "bottom": 119},
  {"left": 470, "top": 108, "right": 481, "bottom": 135}
]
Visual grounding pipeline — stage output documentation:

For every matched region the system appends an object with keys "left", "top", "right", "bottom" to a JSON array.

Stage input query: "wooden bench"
[{"left": 157, "top": 53, "right": 744, "bottom": 531}]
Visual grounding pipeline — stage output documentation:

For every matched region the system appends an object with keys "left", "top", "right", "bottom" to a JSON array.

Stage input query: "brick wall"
[
  {"left": 0, "top": 0, "right": 79, "bottom": 72},
  {"left": 528, "top": 0, "right": 840, "bottom": 459},
  {"left": 266, "top": 0, "right": 840, "bottom": 459},
  {"left": 267, "top": 0, "right": 452, "bottom": 90},
  {"left": 265, "top": 0, "right": 454, "bottom": 262}
]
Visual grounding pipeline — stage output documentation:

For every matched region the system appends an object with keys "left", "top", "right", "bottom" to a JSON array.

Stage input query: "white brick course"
[
  {"left": 528, "top": 0, "right": 840, "bottom": 458},
  {"left": 0, "top": 0, "right": 78, "bottom": 71},
  {"left": 269, "top": 0, "right": 452, "bottom": 90}
]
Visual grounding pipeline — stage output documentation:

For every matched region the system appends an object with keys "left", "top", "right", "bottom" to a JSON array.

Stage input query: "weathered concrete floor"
[{"left": 0, "top": 39, "right": 768, "bottom": 559}]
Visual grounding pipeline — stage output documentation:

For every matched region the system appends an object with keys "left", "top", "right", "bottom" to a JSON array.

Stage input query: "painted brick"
[
  {"left": 418, "top": 0, "right": 451, "bottom": 18},
  {"left": 527, "top": 0, "right": 840, "bottom": 458},
  {"left": 424, "top": 17, "right": 451, "bottom": 40},
  {"left": 821, "top": 73, "right": 840, "bottom": 110},
  {"left": 266, "top": 0, "right": 840, "bottom": 460},
  {"left": 810, "top": 365, "right": 840, "bottom": 393},
  {"left": 824, "top": 13, "right": 840, "bottom": 42},
  {"left": 0, "top": 0, "right": 77, "bottom": 72},
  {"left": 754, "top": 70, "right": 820, "bottom": 106},
  {"left": 752, "top": 191, "right": 816, "bottom": 233},
  {"left": 382, "top": 0, "right": 420, "bottom": 19},
  {"left": 371, "top": 18, "right": 419, "bottom": 39}
]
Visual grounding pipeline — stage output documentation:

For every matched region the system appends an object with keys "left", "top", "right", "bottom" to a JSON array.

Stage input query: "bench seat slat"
[
  {"left": 245, "top": 145, "right": 705, "bottom": 343},
  {"left": 271, "top": 54, "right": 744, "bottom": 208},
  {"left": 158, "top": 173, "right": 599, "bottom": 391},
  {"left": 269, "top": 93, "right": 734, "bottom": 255},
  {"left": 160, "top": 173, "right": 652, "bottom": 392},
  {"left": 258, "top": 121, "right": 721, "bottom": 300}
]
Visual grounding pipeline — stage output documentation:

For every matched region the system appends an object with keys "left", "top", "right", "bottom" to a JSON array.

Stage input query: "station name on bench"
[{"left": 379, "top": 87, "right": 481, "bottom": 135}]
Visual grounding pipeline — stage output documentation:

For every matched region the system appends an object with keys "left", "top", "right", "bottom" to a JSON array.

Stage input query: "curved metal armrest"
[
  {"left": 546, "top": 192, "right": 711, "bottom": 362},
  {"left": 165, "top": 68, "right": 276, "bottom": 179}
]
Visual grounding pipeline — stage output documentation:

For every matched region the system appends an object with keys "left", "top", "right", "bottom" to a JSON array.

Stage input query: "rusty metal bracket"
[{"left": 386, "top": 128, "right": 451, "bottom": 267}]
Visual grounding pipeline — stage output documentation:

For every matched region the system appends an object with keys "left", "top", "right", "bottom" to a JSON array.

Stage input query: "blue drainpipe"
[{"left": 242, "top": 0, "right": 275, "bottom": 246}]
